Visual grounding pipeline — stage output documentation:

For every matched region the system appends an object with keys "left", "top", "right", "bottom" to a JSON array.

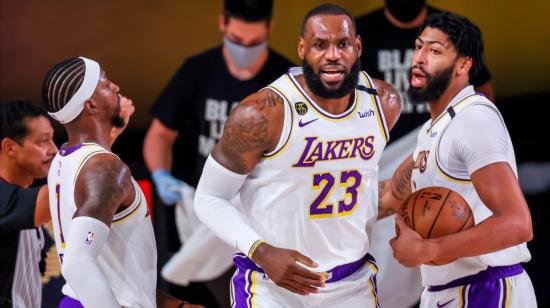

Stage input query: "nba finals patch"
[{"left": 295, "top": 102, "right": 308, "bottom": 115}]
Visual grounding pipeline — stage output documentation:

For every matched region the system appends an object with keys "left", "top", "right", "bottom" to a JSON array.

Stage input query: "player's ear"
[
  {"left": 298, "top": 38, "right": 305, "bottom": 60},
  {"left": 356, "top": 34, "right": 362, "bottom": 58},
  {"left": 457, "top": 56, "right": 472, "bottom": 77},
  {"left": 218, "top": 14, "right": 226, "bottom": 33},
  {"left": 83, "top": 99, "right": 98, "bottom": 115}
]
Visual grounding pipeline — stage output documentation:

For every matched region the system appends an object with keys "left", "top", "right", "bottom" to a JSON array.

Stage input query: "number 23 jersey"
[{"left": 240, "top": 67, "right": 389, "bottom": 271}]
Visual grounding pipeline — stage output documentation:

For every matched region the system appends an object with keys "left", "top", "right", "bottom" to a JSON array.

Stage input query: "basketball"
[{"left": 398, "top": 186, "right": 474, "bottom": 265}]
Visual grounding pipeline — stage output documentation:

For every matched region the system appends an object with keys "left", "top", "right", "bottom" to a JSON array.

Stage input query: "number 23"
[{"left": 309, "top": 170, "right": 362, "bottom": 218}]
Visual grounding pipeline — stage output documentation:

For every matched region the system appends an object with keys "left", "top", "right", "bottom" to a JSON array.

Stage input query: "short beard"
[
  {"left": 407, "top": 64, "right": 454, "bottom": 104},
  {"left": 302, "top": 58, "right": 360, "bottom": 99},
  {"left": 111, "top": 114, "right": 125, "bottom": 128}
]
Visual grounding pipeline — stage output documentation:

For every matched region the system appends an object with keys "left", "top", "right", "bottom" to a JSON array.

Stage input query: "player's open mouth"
[
  {"left": 411, "top": 68, "right": 427, "bottom": 88},
  {"left": 320, "top": 70, "right": 345, "bottom": 83}
]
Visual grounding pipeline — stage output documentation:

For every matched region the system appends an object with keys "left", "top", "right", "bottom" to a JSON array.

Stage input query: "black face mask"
[
  {"left": 386, "top": 0, "right": 426, "bottom": 23},
  {"left": 302, "top": 59, "right": 361, "bottom": 99},
  {"left": 407, "top": 64, "right": 454, "bottom": 104}
]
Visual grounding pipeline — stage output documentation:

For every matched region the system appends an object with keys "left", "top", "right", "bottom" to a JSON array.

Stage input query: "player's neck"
[
  {"left": 296, "top": 75, "right": 354, "bottom": 114},
  {"left": 65, "top": 120, "right": 112, "bottom": 151},
  {"left": 223, "top": 46, "right": 269, "bottom": 81},
  {"left": 384, "top": 6, "right": 427, "bottom": 30},
  {"left": 428, "top": 81, "right": 470, "bottom": 121},
  {"left": 0, "top": 156, "right": 33, "bottom": 187}
]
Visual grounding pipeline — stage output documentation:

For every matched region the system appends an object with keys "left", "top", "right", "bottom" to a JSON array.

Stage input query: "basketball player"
[
  {"left": 194, "top": 4, "right": 401, "bottom": 307},
  {"left": 381, "top": 12, "right": 537, "bottom": 307},
  {"left": 42, "top": 57, "right": 159, "bottom": 307}
]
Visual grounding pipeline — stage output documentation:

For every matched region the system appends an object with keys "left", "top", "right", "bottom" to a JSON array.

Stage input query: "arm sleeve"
[
  {"left": 447, "top": 105, "right": 509, "bottom": 176},
  {"left": 151, "top": 57, "right": 204, "bottom": 130},
  {"left": 194, "top": 156, "right": 262, "bottom": 256},
  {"left": 61, "top": 216, "right": 119, "bottom": 307},
  {"left": 0, "top": 182, "right": 39, "bottom": 231}
]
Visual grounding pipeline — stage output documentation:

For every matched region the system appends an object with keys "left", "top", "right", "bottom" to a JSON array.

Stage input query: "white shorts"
[
  {"left": 420, "top": 264, "right": 537, "bottom": 308},
  {"left": 230, "top": 253, "right": 380, "bottom": 308}
]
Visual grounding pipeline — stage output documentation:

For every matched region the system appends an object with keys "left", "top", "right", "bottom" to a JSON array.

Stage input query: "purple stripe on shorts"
[
  {"left": 58, "top": 296, "right": 84, "bottom": 308},
  {"left": 231, "top": 261, "right": 255, "bottom": 308},
  {"left": 428, "top": 264, "right": 523, "bottom": 292},
  {"left": 464, "top": 277, "right": 502, "bottom": 308}
]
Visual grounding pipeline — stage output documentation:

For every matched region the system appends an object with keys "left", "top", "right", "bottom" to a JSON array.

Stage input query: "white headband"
[{"left": 48, "top": 57, "right": 101, "bottom": 124}]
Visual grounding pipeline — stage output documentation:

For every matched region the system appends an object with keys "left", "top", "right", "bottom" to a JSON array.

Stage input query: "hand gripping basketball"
[{"left": 397, "top": 186, "right": 474, "bottom": 265}]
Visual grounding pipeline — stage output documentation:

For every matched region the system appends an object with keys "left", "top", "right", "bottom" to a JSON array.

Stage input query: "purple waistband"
[
  {"left": 58, "top": 296, "right": 84, "bottom": 308},
  {"left": 233, "top": 253, "right": 376, "bottom": 283},
  {"left": 428, "top": 263, "right": 523, "bottom": 292}
]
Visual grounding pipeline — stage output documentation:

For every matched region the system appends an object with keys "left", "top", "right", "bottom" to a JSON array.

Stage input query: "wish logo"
[{"left": 358, "top": 109, "right": 375, "bottom": 118}]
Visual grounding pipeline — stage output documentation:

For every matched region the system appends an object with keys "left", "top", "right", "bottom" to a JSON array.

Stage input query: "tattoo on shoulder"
[{"left": 218, "top": 90, "right": 282, "bottom": 172}]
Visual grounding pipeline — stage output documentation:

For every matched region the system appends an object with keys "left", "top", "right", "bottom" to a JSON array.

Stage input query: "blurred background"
[{"left": 2, "top": 0, "right": 549, "bottom": 307}]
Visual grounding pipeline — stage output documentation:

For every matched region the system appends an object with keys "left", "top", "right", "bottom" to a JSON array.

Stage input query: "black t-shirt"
[
  {"left": 0, "top": 179, "right": 39, "bottom": 305},
  {"left": 356, "top": 6, "right": 491, "bottom": 142},
  {"left": 151, "top": 46, "right": 294, "bottom": 185}
]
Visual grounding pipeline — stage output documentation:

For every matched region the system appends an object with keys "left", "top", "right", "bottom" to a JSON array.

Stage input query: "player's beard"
[
  {"left": 407, "top": 64, "right": 454, "bottom": 104},
  {"left": 302, "top": 58, "right": 360, "bottom": 99},
  {"left": 110, "top": 96, "right": 125, "bottom": 128}
]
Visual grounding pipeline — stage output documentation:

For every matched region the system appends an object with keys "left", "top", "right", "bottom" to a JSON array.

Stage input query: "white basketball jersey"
[
  {"left": 239, "top": 67, "right": 389, "bottom": 271},
  {"left": 411, "top": 87, "right": 531, "bottom": 286},
  {"left": 48, "top": 143, "right": 157, "bottom": 307}
]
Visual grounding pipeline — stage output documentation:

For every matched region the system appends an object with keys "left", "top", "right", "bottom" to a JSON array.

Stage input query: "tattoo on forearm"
[
  {"left": 378, "top": 179, "right": 396, "bottom": 219},
  {"left": 391, "top": 159, "right": 414, "bottom": 201}
]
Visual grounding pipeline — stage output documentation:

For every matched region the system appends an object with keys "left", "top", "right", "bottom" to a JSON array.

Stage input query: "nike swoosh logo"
[
  {"left": 298, "top": 118, "right": 319, "bottom": 127},
  {"left": 437, "top": 299, "right": 455, "bottom": 307}
]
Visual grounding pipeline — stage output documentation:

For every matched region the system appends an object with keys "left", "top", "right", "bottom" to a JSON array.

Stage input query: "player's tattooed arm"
[
  {"left": 391, "top": 155, "right": 414, "bottom": 201},
  {"left": 373, "top": 78, "right": 401, "bottom": 131},
  {"left": 212, "top": 89, "right": 285, "bottom": 174},
  {"left": 377, "top": 155, "right": 414, "bottom": 220},
  {"left": 74, "top": 154, "right": 135, "bottom": 226},
  {"left": 377, "top": 179, "right": 396, "bottom": 219}
]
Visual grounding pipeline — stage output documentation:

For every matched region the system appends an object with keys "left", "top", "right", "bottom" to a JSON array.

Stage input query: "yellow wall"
[{"left": 1, "top": 0, "right": 549, "bottom": 128}]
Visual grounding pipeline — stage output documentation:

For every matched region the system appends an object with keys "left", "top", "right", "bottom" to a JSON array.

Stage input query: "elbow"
[
  {"left": 61, "top": 255, "right": 77, "bottom": 283},
  {"left": 193, "top": 191, "right": 209, "bottom": 224},
  {"left": 509, "top": 218, "right": 533, "bottom": 244}
]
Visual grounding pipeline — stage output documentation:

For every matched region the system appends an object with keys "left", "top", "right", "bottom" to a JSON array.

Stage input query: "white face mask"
[{"left": 224, "top": 37, "right": 268, "bottom": 69}]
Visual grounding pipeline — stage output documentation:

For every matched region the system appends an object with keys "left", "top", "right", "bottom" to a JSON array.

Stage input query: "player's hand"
[
  {"left": 390, "top": 215, "right": 435, "bottom": 267},
  {"left": 151, "top": 169, "right": 184, "bottom": 205},
  {"left": 251, "top": 242, "right": 325, "bottom": 295}
]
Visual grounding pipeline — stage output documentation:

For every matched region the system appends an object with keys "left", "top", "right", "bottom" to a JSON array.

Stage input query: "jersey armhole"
[
  {"left": 262, "top": 86, "right": 293, "bottom": 158},
  {"left": 361, "top": 71, "right": 390, "bottom": 143}
]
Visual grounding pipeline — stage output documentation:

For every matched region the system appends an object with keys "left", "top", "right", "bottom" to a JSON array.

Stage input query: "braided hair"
[
  {"left": 42, "top": 57, "right": 86, "bottom": 113},
  {"left": 419, "top": 12, "right": 484, "bottom": 78}
]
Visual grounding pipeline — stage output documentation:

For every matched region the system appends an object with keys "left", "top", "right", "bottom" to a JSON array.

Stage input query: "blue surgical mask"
[{"left": 224, "top": 37, "right": 268, "bottom": 69}]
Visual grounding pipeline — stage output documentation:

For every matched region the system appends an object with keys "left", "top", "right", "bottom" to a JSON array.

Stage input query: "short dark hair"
[
  {"left": 419, "top": 12, "right": 484, "bottom": 78},
  {"left": 301, "top": 4, "right": 356, "bottom": 36},
  {"left": 42, "top": 57, "right": 85, "bottom": 113},
  {"left": 0, "top": 100, "right": 47, "bottom": 147},
  {"left": 224, "top": 0, "right": 273, "bottom": 22}
]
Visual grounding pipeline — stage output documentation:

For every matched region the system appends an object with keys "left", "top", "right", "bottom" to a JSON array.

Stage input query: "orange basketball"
[{"left": 398, "top": 186, "right": 474, "bottom": 265}]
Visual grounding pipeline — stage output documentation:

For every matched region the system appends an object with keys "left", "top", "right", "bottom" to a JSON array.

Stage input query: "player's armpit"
[
  {"left": 74, "top": 153, "right": 134, "bottom": 226},
  {"left": 372, "top": 78, "right": 401, "bottom": 131},
  {"left": 212, "top": 89, "right": 284, "bottom": 174}
]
